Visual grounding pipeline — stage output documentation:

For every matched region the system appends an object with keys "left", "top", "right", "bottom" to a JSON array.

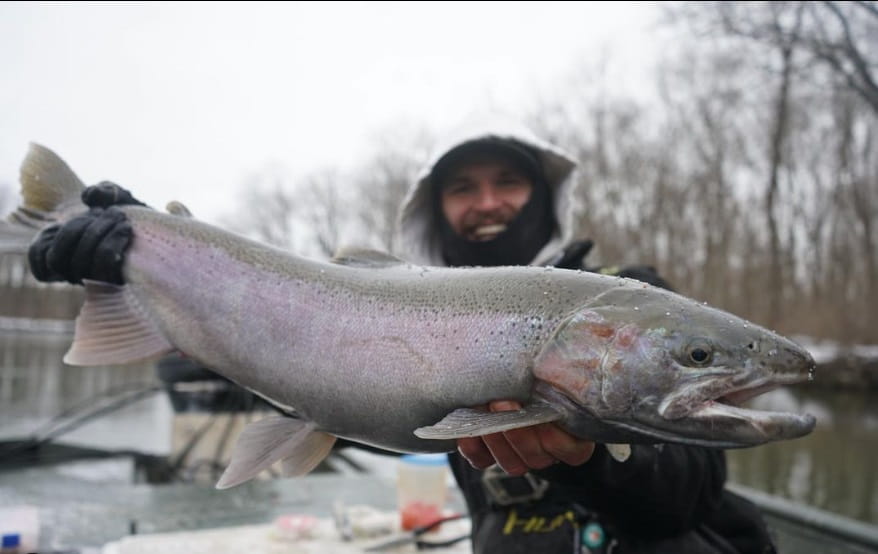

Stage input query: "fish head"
[{"left": 534, "top": 281, "right": 817, "bottom": 447}]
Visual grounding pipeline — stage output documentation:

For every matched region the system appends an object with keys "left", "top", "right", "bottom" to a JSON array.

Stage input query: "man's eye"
[{"left": 444, "top": 183, "right": 473, "bottom": 196}]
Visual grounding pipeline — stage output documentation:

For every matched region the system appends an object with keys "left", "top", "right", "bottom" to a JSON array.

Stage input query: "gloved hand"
[
  {"left": 552, "top": 239, "right": 594, "bottom": 270},
  {"left": 616, "top": 265, "right": 675, "bottom": 292},
  {"left": 28, "top": 182, "right": 146, "bottom": 285}
]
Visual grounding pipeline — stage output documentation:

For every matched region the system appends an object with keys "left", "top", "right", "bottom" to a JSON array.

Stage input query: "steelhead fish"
[{"left": 15, "top": 144, "right": 816, "bottom": 489}]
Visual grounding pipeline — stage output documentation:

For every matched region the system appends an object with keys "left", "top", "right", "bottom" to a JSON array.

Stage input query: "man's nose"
[{"left": 473, "top": 184, "right": 502, "bottom": 210}]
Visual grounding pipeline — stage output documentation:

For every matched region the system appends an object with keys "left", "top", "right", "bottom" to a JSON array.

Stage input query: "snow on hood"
[{"left": 395, "top": 114, "right": 579, "bottom": 266}]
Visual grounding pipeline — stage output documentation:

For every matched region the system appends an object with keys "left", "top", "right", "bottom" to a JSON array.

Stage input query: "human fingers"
[
  {"left": 457, "top": 437, "right": 496, "bottom": 470},
  {"left": 90, "top": 215, "right": 133, "bottom": 284},
  {"left": 44, "top": 214, "right": 96, "bottom": 284},
  {"left": 535, "top": 424, "right": 595, "bottom": 467},
  {"left": 69, "top": 208, "right": 129, "bottom": 284},
  {"left": 481, "top": 431, "right": 528, "bottom": 476},
  {"left": 82, "top": 182, "right": 147, "bottom": 208},
  {"left": 490, "top": 400, "right": 556, "bottom": 470},
  {"left": 28, "top": 224, "right": 64, "bottom": 282}
]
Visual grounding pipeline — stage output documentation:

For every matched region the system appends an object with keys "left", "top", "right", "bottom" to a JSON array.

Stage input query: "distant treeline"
[
  {"left": 2, "top": 2, "right": 874, "bottom": 345},
  {"left": 226, "top": 2, "right": 877, "bottom": 344}
]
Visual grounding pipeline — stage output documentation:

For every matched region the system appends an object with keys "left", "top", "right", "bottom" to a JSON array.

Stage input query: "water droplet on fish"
[
  {"left": 543, "top": 291, "right": 548, "bottom": 295},
  {"left": 702, "top": 301, "right": 708, "bottom": 306},
  {"left": 665, "top": 312, "right": 670, "bottom": 316},
  {"left": 768, "top": 349, "right": 777, "bottom": 357},
  {"left": 634, "top": 307, "right": 640, "bottom": 311}
]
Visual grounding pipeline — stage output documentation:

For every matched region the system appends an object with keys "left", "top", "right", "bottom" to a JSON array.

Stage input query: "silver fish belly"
[{"left": 15, "top": 143, "right": 817, "bottom": 489}]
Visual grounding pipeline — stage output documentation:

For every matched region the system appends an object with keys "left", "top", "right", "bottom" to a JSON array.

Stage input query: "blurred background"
[{"left": 0, "top": 0, "right": 876, "bottom": 534}]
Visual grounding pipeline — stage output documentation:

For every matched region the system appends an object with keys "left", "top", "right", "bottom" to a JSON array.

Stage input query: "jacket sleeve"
[{"left": 534, "top": 443, "right": 727, "bottom": 538}]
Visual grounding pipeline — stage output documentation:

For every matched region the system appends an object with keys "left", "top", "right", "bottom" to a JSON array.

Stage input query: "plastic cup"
[
  {"left": 0, "top": 506, "right": 39, "bottom": 552},
  {"left": 396, "top": 454, "right": 448, "bottom": 531}
]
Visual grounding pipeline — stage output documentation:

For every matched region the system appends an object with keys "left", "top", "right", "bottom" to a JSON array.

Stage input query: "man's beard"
[{"left": 438, "top": 181, "right": 555, "bottom": 267}]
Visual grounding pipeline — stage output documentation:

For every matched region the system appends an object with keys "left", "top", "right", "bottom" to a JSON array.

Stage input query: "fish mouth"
[
  {"left": 654, "top": 347, "right": 817, "bottom": 446},
  {"left": 684, "top": 375, "right": 816, "bottom": 443}
]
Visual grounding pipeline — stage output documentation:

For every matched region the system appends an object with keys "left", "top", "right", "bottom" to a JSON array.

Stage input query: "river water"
[{"left": 0, "top": 329, "right": 875, "bottom": 524}]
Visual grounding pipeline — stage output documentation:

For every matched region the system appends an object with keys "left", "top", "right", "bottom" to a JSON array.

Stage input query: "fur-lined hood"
[{"left": 396, "top": 115, "right": 579, "bottom": 266}]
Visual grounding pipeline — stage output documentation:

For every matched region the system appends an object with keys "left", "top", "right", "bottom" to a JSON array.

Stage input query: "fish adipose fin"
[
  {"left": 165, "top": 200, "right": 193, "bottom": 218},
  {"left": 330, "top": 247, "right": 407, "bottom": 268},
  {"left": 64, "top": 280, "right": 175, "bottom": 366},
  {"left": 414, "top": 403, "right": 563, "bottom": 440},
  {"left": 216, "top": 416, "right": 336, "bottom": 489}
]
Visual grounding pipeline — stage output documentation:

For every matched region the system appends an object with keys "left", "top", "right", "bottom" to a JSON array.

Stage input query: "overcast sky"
[{"left": 0, "top": 1, "right": 661, "bottom": 223}]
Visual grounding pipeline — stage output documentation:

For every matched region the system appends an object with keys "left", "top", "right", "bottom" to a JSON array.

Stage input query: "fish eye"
[{"left": 685, "top": 341, "right": 713, "bottom": 366}]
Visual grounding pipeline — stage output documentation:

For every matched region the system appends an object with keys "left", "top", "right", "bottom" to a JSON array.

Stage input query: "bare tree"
[
  {"left": 356, "top": 151, "right": 421, "bottom": 253},
  {"left": 224, "top": 166, "right": 298, "bottom": 251},
  {"left": 353, "top": 127, "right": 434, "bottom": 254},
  {"left": 761, "top": 3, "right": 804, "bottom": 328},
  {"left": 299, "top": 169, "right": 347, "bottom": 259},
  {"left": 662, "top": 0, "right": 878, "bottom": 342}
]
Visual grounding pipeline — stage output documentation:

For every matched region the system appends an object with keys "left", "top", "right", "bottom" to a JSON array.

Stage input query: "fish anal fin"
[
  {"left": 63, "top": 280, "right": 174, "bottom": 366},
  {"left": 217, "top": 416, "right": 336, "bottom": 489},
  {"left": 414, "top": 403, "right": 563, "bottom": 440},
  {"left": 330, "top": 247, "right": 407, "bottom": 268}
]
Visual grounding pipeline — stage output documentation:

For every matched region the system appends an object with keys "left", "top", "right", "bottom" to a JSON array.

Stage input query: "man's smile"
[{"left": 470, "top": 223, "right": 508, "bottom": 241}]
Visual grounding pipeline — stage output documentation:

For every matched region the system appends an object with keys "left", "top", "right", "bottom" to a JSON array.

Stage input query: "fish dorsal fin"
[
  {"left": 63, "top": 280, "right": 175, "bottom": 366},
  {"left": 414, "top": 402, "right": 563, "bottom": 440},
  {"left": 330, "top": 247, "right": 407, "bottom": 268},
  {"left": 216, "top": 416, "right": 337, "bottom": 489},
  {"left": 166, "top": 200, "right": 193, "bottom": 218},
  {"left": 10, "top": 143, "right": 85, "bottom": 228}
]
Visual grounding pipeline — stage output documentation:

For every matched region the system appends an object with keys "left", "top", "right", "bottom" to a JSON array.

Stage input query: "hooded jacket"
[
  {"left": 397, "top": 115, "right": 579, "bottom": 267},
  {"left": 392, "top": 117, "right": 772, "bottom": 554}
]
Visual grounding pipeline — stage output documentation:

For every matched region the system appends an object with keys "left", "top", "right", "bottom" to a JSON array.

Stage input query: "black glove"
[
  {"left": 552, "top": 239, "right": 594, "bottom": 270},
  {"left": 82, "top": 181, "right": 147, "bottom": 209},
  {"left": 616, "top": 265, "right": 675, "bottom": 292},
  {"left": 28, "top": 182, "right": 146, "bottom": 286}
]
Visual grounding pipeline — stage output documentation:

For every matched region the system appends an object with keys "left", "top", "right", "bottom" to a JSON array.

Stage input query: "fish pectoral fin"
[
  {"left": 216, "top": 416, "right": 336, "bottom": 490},
  {"left": 414, "top": 403, "right": 563, "bottom": 440},
  {"left": 330, "top": 247, "right": 407, "bottom": 268},
  {"left": 63, "top": 280, "right": 174, "bottom": 366},
  {"left": 605, "top": 443, "right": 631, "bottom": 462}
]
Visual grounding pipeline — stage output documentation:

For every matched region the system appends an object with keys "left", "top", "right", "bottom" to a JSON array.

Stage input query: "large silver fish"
[{"left": 15, "top": 144, "right": 816, "bottom": 489}]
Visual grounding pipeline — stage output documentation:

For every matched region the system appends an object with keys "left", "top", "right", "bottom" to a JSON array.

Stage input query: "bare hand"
[{"left": 456, "top": 400, "right": 595, "bottom": 475}]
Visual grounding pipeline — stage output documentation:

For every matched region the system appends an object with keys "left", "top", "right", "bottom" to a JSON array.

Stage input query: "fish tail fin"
[
  {"left": 9, "top": 143, "right": 85, "bottom": 229},
  {"left": 216, "top": 416, "right": 337, "bottom": 489},
  {"left": 63, "top": 280, "right": 174, "bottom": 366}
]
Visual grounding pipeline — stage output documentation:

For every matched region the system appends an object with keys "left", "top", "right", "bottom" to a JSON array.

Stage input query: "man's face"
[{"left": 439, "top": 158, "right": 533, "bottom": 242}]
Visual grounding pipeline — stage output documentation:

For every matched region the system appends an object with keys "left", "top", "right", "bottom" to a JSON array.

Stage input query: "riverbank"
[{"left": 796, "top": 337, "right": 878, "bottom": 390}]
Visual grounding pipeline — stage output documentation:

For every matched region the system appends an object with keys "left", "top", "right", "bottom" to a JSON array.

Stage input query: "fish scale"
[{"left": 14, "top": 143, "right": 817, "bottom": 489}]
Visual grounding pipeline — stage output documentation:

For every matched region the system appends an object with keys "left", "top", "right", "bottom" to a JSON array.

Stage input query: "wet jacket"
[{"left": 395, "top": 117, "right": 774, "bottom": 553}]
